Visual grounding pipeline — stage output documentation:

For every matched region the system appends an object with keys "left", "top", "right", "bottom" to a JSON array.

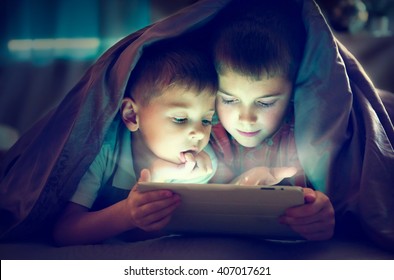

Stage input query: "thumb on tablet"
[{"left": 139, "top": 169, "right": 151, "bottom": 183}]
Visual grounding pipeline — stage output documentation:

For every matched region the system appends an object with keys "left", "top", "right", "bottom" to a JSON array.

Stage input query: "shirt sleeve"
[{"left": 70, "top": 144, "right": 110, "bottom": 208}]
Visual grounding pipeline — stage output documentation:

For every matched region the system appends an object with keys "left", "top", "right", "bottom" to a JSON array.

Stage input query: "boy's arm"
[
  {"left": 53, "top": 170, "right": 181, "bottom": 246},
  {"left": 53, "top": 199, "right": 136, "bottom": 246}
]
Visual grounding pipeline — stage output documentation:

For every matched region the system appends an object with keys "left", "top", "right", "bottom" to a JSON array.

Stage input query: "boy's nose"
[
  {"left": 189, "top": 124, "right": 205, "bottom": 140},
  {"left": 238, "top": 109, "right": 257, "bottom": 124}
]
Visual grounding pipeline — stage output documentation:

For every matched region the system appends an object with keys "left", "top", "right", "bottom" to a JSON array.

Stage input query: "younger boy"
[
  {"left": 210, "top": 0, "right": 335, "bottom": 241},
  {"left": 53, "top": 38, "right": 218, "bottom": 246}
]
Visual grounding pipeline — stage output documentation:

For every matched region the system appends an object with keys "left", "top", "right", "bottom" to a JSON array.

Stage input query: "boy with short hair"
[
  {"left": 210, "top": 0, "right": 335, "bottom": 241},
  {"left": 53, "top": 38, "right": 218, "bottom": 246}
]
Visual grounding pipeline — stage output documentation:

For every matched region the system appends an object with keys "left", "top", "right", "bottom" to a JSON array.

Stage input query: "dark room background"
[{"left": 0, "top": 0, "right": 393, "bottom": 153}]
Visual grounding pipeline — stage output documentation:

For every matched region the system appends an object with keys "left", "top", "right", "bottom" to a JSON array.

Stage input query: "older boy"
[{"left": 210, "top": 0, "right": 335, "bottom": 241}]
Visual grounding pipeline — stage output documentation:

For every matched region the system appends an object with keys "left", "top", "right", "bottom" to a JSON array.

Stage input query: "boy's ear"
[{"left": 121, "top": 98, "right": 139, "bottom": 132}]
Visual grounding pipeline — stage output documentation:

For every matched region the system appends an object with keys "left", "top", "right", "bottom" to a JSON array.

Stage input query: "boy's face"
[
  {"left": 217, "top": 70, "right": 292, "bottom": 148},
  {"left": 134, "top": 86, "right": 215, "bottom": 164}
]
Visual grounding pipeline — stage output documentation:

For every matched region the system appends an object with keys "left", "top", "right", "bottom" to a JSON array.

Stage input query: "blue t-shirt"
[{"left": 71, "top": 118, "right": 217, "bottom": 209}]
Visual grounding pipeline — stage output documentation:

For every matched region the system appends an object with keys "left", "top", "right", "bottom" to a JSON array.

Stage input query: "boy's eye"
[
  {"left": 221, "top": 97, "right": 238, "bottom": 104},
  {"left": 202, "top": 119, "right": 212, "bottom": 126},
  {"left": 256, "top": 100, "right": 276, "bottom": 108},
  {"left": 173, "top": 117, "right": 187, "bottom": 124}
]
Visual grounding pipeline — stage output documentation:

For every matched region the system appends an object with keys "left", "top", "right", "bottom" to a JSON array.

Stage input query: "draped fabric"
[{"left": 0, "top": 0, "right": 393, "bottom": 250}]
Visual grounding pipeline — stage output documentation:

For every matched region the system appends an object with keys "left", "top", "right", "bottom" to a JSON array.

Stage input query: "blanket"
[{"left": 0, "top": 0, "right": 393, "bottom": 251}]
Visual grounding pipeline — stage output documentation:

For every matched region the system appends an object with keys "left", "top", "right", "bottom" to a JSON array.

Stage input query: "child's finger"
[
  {"left": 282, "top": 198, "right": 334, "bottom": 224},
  {"left": 139, "top": 169, "right": 151, "bottom": 182},
  {"left": 284, "top": 199, "right": 320, "bottom": 218},
  {"left": 303, "top": 188, "right": 316, "bottom": 204},
  {"left": 142, "top": 212, "right": 174, "bottom": 232},
  {"left": 280, "top": 211, "right": 321, "bottom": 225},
  {"left": 136, "top": 189, "right": 177, "bottom": 206},
  {"left": 268, "top": 167, "right": 297, "bottom": 185},
  {"left": 147, "top": 201, "right": 180, "bottom": 224},
  {"left": 136, "top": 193, "right": 180, "bottom": 218},
  {"left": 183, "top": 152, "right": 196, "bottom": 172},
  {"left": 290, "top": 222, "right": 334, "bottom": 240},
  {"left": 194, "top": 152, "right": 212, "bottom": 173},
  {"left": 285, "top": 203, "right": 317, "bottom": 218},
  {"left": 133, "top": 169, "right": 152, "bottom": 193},
  {"left": 138, "top": 199, "right": 181, "bottom": 229}
]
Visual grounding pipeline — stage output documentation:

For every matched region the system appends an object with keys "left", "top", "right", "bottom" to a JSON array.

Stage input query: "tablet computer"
[{"left": 137, "top": 182, "right": 305, "bottom": 240}]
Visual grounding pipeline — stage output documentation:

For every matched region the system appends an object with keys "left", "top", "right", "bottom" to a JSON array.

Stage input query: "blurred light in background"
[
  {"left": 1, "top": 0, "right": 198, "bottom": 64},
  {"left": 1, "top": 0, "right": 151, "bottom": 63},
  {"left": 0, "top": 0, "right": 198, "bottom": 134},
  {"left": 7, "top": 38, "right": 120, "bottom": 61},
  {"left": 8, "top": 39, "right": 101, "bottom": 51}
]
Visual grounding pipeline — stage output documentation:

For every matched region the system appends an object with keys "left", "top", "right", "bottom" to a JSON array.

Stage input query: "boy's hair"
[
  {"left": 126, "top": 38, "right": 218, "bottom": 105},
  {"left": 213, "top": 0, "right": 306, "bottom": 81}
]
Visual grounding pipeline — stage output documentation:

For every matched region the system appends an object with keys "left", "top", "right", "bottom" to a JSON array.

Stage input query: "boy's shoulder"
[
  {"left": 96, "top": 116, "right": 132, "bottom": 166},
  {"left": 102, "top": 116, "right": 127, "bottom": 146}
]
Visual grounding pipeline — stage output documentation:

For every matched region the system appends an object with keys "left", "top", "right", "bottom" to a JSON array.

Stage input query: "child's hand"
[
  {"left": 231, "top": 166, "right": 297, "bottom": 185},
  {"left": 279, "top": 188, "right": 335, "bottom": 240},
  {"left": 150, "top": 151, "right": 213, "bottom": 182},
  {"left": 126, "top": 169, "right": 181, "bottom": 232}
]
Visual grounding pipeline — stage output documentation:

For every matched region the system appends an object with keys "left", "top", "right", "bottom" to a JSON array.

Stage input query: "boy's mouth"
[{"left": 237, "top": 129, "right": 260, "bottom": 137}]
